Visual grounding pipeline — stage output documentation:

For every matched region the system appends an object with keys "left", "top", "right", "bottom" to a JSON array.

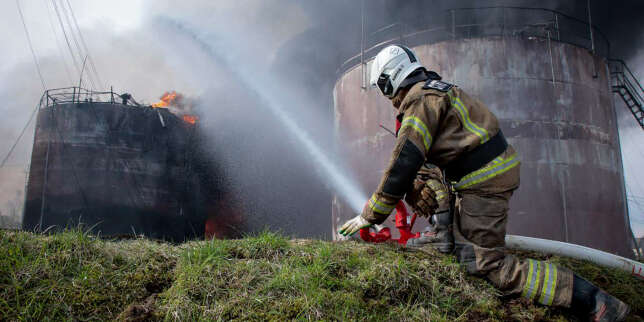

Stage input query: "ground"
[{"left": 0, "top": 229, "right": 642, "bottom": 321}]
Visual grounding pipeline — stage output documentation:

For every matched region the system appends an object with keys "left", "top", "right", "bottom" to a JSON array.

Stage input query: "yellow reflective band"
[
  {"left": 532, "top": 261, "right": 542, "bottom": 300},
  {"left": 400, "top": 116, "right": 432, "bottom": 151},
  {"left": 425, "top": 181, "right": 447, "bottom": 201},
  {"left": 521, "top": 259, "right": 534, "bottom": 298},
  {"left": 549, "top": 265, "right": 558, "bottom": 305},
  {"left": 427, "top": 181, "right": 440, "bottom": 190},
  {"left": 369, "top": 195, "right": 395, "bottom": 215},
  {"left": 453, "top": 153, "right": 519, "bottom": 190},
  {"left": 434, "top": 188, "right": 447, "bottom": 194},
  {"left": 448, "top": 91, "right": 489, "bottom": 144},
  {"left": 434, "top": 190, "right": 448, "bottom": 201},
  {"left": 539, "top": 263, "right": 551, "bottom": 305},
  {"left": 539, "top": 264, "right": 558, "bottom": 306},
  {"left": 523, "top": 260, "right": 541, "bottom": 300}
]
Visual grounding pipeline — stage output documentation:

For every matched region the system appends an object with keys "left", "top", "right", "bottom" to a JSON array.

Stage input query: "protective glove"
[
  {"left": 404, "top": 177, "right": 426, "bottom": 208},
  {"left": 338, "top": 214, "right": 372, "bottom": 236},
  {"left": 405, "top": 179, "right": 439, "bottom": 218}
]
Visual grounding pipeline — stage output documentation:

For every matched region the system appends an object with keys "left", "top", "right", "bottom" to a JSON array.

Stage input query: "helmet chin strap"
[{"left": 392, "top": 68, "right": 445, "bottom": 97}]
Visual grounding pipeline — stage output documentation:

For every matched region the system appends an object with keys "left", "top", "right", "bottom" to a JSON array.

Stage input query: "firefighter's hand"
[
  {"left": 404, "top": 177, "right": 426, "bottom": 207},
  {"left": 338, "top": 215, "right": 372, "bottom": 236},
  {"left": 405, "top": 180, "right": 439, "bottom": 218}
]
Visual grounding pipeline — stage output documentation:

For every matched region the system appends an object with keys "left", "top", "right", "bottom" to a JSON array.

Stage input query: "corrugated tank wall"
[
  {"left": 22, "top": 102, "right": 211, "bottom": 241},
  {"left": 333, "top": 37, "right": 632, "bottom": 257}
]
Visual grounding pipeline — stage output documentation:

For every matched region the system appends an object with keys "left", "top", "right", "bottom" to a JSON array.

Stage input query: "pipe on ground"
[{"left": 505, "top": 235, "right": 644, "bottom": 281}]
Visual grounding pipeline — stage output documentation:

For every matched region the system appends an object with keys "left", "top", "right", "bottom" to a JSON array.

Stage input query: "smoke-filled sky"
[
  {"left": 0, "top": 0, "right": 643, "bottom": 239},
  {"left": 0, "top": 0, "right": 364, "bottom": 238}
]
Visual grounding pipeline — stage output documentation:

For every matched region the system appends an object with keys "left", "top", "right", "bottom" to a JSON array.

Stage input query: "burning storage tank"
[
  {"left": 333, "top": 7, "right": 634, "bottom": 256},
  {"left": 22, "top": 87, "right": 224, "bottom": 241}
]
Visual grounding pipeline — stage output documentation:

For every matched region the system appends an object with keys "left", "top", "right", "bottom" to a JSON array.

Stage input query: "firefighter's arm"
[{"left": 360, "top": 96, "right": 442, "bottom": 225}]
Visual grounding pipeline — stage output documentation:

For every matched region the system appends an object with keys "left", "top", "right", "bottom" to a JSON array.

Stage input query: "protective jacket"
[{"left": 362, "top": 80, "right": 520, "bottom": 224}]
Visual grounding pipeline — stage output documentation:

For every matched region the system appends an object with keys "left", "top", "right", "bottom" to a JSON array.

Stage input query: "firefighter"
[{"left": 338, "top": 45, "right": 630, "bottom": 321}]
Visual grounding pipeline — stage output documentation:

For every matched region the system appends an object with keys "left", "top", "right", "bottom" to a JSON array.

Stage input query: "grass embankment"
[{"left": 0, "top": 229, "right": 642, "bottom": 321}]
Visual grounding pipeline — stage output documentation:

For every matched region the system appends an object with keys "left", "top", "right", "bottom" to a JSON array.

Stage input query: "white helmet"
[{"left": 369, "top": 45, "right": 423, "bottom": 98}]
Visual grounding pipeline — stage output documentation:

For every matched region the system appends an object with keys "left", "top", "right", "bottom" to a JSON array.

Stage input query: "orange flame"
[
  {"left": 151, "top": 91, "right": 177, "bottom": 108},
  {"left": 183, "top": 115, "right": 199, "bottom": 124},
  {"left": 151, "top": 91, "right": 198, "bottom": 124}
]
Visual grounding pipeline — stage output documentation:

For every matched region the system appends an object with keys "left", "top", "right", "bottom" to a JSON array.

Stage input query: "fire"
[
  {"left": 183, "top": 115, "right": 199, "bottom": 124},
  {"left": 151, "top": 91, "right": 177, "bottom": 108},
  {"left": 151, "top": 90, "right": 198, "bottom": 125}
]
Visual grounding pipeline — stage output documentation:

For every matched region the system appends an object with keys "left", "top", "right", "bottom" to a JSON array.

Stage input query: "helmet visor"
[{"left": 377, "top": 73, "right": 394, "bottom": 97}]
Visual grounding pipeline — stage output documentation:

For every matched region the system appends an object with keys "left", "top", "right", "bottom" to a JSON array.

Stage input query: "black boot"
[
  {"left": 570, "top": 274, "right": 630, "bottom": 322},
  {"left": 406, "top": 210, "right": 454, "bottom": 253}
]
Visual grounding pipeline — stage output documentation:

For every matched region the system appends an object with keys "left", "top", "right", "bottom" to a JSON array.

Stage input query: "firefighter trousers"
[{"left": 452, "top": 163, "right": 574, "bottom": 307}]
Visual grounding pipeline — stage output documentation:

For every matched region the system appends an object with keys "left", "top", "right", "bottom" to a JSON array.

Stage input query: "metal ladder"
[{"left": 610, "top": 59, "right": 644, "bottom": 129}]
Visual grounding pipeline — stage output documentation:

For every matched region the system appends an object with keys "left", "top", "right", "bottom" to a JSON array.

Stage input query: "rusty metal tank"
[
  {"left": 22, "top": 88, "right": 218, "bottom": 241},
  {"left": 332, "top": 8, "right": 633, "bottom": 257}
]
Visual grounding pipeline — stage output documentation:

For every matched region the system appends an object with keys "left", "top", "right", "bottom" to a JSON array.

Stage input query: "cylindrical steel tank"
[
  {"left": 22, "top": 94, "right": 213, "bottom": 241},
  {"left": 333, "top": 35, "right": 632, "bottom": 256}
]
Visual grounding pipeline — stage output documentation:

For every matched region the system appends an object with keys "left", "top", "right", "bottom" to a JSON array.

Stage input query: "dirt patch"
[
  {"left": 118, "top": 294, "right": 158, "bottom": 322},
  {"left": 145, "top": 278, "right": 172, "bottom": 294}
]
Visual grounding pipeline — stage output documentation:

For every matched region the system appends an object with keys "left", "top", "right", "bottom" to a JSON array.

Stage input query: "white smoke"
[{"left": 0, "top": 0, "right": 368, "bottom": 236}]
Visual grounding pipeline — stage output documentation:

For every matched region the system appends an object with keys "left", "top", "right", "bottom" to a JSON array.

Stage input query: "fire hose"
[
  {"left": 505, "top": 235, "right": 644, "bottom": 281},
  {"left": 358, "top": 201, "right": 644, "bottom": 281}
]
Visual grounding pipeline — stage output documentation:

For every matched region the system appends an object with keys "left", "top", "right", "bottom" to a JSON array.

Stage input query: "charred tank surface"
[
  {"left": 333, "top": 7, "right": 632, "bottom": 256},
  {"left": 22, "top": 88, "right": 221, "bottom": 241}
]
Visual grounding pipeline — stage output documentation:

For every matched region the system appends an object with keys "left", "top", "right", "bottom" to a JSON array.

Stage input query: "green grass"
[
  {"left": 0, "top": 228, "right": 176, "bottom": 321},
  {"left": 0, "top": 229, "right": 642, "bottom": 321}
]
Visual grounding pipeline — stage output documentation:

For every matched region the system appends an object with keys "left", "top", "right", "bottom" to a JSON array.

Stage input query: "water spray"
[{"left": 161, "top": 18, "right": 368, "bottom": 214}]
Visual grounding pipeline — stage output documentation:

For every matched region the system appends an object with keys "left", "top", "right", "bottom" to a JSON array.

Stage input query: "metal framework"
[
  {"left": 610, "top": 59, "right": 644, "bottom": 129},
  {"left": 38, "top": 86, "right": 141, "bottom": 109}
]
